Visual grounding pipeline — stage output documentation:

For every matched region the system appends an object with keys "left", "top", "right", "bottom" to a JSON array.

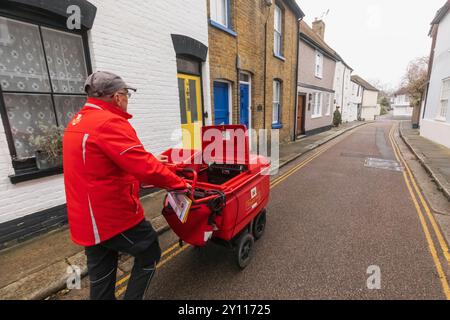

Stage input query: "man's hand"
[
  {"left": 185, "top": 183, "right": 193, "bottom": 198},
  {"left": 156, "top": 154, "right": 169, "bottom": 163}
]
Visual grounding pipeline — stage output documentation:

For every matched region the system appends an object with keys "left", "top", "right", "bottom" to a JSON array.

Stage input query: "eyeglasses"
[{"left": 116, "top": 91, "right": 132, "bottom": 98}]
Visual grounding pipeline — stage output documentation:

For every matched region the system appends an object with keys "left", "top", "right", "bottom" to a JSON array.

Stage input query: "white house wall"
[
  {"left": 393, "top": 95, "right": 413, "bottom": 117},
  {"left": 361, "top": 90, "right": 380, "bottom": 121},
  {"left": 0, "top": 0, "right": 210, "bottom": 224},
  {"left": 421, "top": 10, "right": 450, "bottom": 148},
  {"left": 333, "top": 62, "right": 355, "bottom": 123}
]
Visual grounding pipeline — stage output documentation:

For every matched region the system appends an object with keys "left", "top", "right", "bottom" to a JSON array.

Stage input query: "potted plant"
[
  {"left": 29, "top": 124, "right": 64, "bottom": 170},
  {"left": 333, "top": 107, "right": 342, "bottom": 127}
]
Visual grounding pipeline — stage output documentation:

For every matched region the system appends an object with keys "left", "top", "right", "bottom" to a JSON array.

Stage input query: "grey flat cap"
[{"left": 84, "top": 71, "right": 137, "bottom": 98}]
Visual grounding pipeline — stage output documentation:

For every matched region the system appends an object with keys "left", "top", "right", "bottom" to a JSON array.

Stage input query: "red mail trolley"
[{"left": 161, "top": 125, "right": 271, "bottom": 269}]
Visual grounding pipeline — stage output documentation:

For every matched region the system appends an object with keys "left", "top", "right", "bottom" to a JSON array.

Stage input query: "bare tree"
[{"left": 401, "top": 56, "right": 429, "bottom": 110}]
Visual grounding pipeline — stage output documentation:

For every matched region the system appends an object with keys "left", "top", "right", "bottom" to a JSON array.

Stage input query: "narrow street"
[
  {"left": 101, "top": 120, "right": 446, "bottom": 300},
  {"left": 1, "top": 0, "right": 450, "bottom": 307}
]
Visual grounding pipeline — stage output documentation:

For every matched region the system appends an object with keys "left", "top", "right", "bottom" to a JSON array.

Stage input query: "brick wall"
[
  {"left": 0, "top": 0, "right": 210, "bottom": 224},
  {"left": 208, "top": 0, "right": 300, "bottom": 144}
]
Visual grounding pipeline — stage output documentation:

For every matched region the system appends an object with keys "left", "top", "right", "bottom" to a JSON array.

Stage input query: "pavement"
[
  {"left": 399, "top": 121, "right": 450, "bottom": 201},
  {"left": 0, "top": 120, "right": 366, "bottom": 300}
]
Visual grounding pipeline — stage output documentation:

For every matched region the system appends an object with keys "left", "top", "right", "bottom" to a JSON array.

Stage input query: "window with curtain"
[
  {"left": 312, "top": 92, "right": 322, "bottom": 117},
  {"left": 439, "top": 79, "right": 449, "bottom": 120},
  {"left": 273, "top": 80, "right": 282, "bottom": 125},
  {"left": 274, "top": 5, "right": 283, "bottom": 57},
  {"left": 0, "top": 16, "right": 88, "bottom": 164},
  {"left": 210, "top": 0, "right": 229, "bottom": 28},
  {"left": 315, "top": 51, "right": 323, "bottom": 78},
  {"left": 324, "top": 93, "right": 331, "bottom": 116}
]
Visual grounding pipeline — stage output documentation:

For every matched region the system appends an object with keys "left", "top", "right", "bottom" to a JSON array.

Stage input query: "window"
[
  {"left": 239, "top": 73, "right": 250, "bottom": 83},
  {"left": 273, "top": 80, "right": 282, "bottom": 126},
  {"left": 210, "top": 0, "right": 229, "bottom": 28},
  {"left": 312, "top": 92, "right": 322, "bottom": 117},
  {"left": 274, "top": 5, "right": 283, "bottom": 57},
  {"left": 439, "top": 78, "right": 450, "bottom": 120},
  {"left": 315, "top": 51, "right": 323, "bottom": 78},
  {"left": 0, "top": 16, "right": 88, "bottom": 169},
  {"left": 325, "top": 93, "right": 332, "bottom": 116}
]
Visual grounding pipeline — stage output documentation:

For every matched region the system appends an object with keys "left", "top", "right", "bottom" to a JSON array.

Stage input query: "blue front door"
[
  {"left": 240, "top": 84, "right": 249, "bottom": 129},
  {"left": 213, "top": 82, "right": 229, "bottom": 125}
]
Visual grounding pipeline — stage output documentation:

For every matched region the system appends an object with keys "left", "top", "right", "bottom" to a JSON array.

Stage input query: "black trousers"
[{"left": 84, "top": 219, "right": 162, "bottom": 300}]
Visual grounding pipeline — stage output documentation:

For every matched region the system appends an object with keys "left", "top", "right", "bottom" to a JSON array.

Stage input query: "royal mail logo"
[
  {"left": 72, "top": 114, "right": 82, "bottom": 126},
  {"left": 251, "top": 187, "right": 258, "bottom": 199}
]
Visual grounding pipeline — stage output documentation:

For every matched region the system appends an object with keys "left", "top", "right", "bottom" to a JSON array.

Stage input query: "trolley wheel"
[
  {"left": 253, "top": 210, "right": 267, "bottom": 240},
  {"left": 236, "top": 233, "right": 255, "bottom": 269}
]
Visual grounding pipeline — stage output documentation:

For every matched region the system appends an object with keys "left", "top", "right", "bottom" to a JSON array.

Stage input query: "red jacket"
[{"left": 63, "top": 98, "right": 186, "bottom": 247}]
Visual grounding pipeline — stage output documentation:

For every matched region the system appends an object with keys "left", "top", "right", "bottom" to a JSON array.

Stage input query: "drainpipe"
[
  {"left": 293, "top": 17, "right": 302, "bottom": 140},
  {"left": 235, "top": 3, "right": 240, "bottom": 126},
  {"left": 263, "top": 17, "right": 268, "bottom": 130},
  {"left": 341, "top": 67, "right": 345, "bottom": 111},
  {"left": 359, "top": 87, "right": 365, "bottom": 121}
]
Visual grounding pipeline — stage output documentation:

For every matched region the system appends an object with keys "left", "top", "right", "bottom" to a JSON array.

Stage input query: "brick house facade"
[{"left": 207, "top": 0, "right": 304, "bottom": 145}]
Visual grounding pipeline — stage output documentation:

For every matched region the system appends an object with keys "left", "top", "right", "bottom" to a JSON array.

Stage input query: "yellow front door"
[{"left": 177, "top": 74, "right": 203, "bottom": 149}]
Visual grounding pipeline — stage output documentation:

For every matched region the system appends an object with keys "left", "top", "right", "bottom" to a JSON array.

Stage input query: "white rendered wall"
[
  {"left": 421, "top": 11, "right": 450, "bottom": 148},
  {"left": 421, "top": 119, "right": 450, "bottom": 149},
  {"left": 0, "top": 0, "right": 210, "bottom": 224}
]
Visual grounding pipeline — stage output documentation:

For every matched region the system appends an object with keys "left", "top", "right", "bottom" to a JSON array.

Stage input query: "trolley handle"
[
  {"left": 176, "top": 168, "right": 198, "bottom": 195},
  {"left": 141, "top": 168, "right": 197, "bottom": 201}
]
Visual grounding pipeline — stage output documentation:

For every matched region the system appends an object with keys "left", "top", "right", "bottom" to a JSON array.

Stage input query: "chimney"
[{"left": 312, "top": 19, "right": 325, "bottom": 40}]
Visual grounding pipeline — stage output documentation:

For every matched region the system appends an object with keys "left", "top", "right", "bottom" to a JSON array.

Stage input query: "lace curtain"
[
  {"left": 4, "top": 93, "right": 56, "bottom": 159},
  {"left": 0, "top": 16, "right": 88, "bottom": 160},
  {"left": 0, "top": 17, "right": 51, "bottom": 93}
]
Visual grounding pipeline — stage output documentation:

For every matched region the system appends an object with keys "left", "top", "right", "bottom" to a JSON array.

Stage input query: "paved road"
[{"left": 142, "top": 121, "right": 448, "bottom": 300}]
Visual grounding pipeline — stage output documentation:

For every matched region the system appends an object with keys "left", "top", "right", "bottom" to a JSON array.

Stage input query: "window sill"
[
  {"left": 272, "top": 123, "right": 283, "bottom": 129},
  {"left": 434, "top": 117, "right": 448, "bottom": 122},
  {"left": 315, "top": 75, "right": 323, "bottom": 80},
  {"left": 9, "top": 166, "right": 63, "bottom": 184},
  {"left": 311, "top": 114, "right": 322, "bottom": 119},
  {"left": 273, "top": 53, "right": 286, "bottom": 62},
  {"left": 209, "top": 20, "right": 237, "bottom": 37}
]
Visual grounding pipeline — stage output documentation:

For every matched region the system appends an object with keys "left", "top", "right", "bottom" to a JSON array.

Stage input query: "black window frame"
[{"left": 0, "top": 5, "right": 93, "bottom": 182}]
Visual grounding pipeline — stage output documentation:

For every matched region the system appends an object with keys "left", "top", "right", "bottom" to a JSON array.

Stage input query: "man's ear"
[{"left": 112, "top": 94, "right": 119, "bottom": 105}]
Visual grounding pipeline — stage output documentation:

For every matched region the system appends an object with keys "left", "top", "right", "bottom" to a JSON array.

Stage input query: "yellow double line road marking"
[
  {"left": 389, "top": 123, "right": 450, "bottom": 300},
  {"left": 115, "top": 242, "right": 191, "bottom": 297},
  {"left": 115, "top": 126, "right": 360, "bottom": 297}
]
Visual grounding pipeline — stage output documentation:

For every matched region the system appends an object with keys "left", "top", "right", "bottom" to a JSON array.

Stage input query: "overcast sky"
[{"left": 295, "top": 0, "right": 444, "bottom": 89}]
